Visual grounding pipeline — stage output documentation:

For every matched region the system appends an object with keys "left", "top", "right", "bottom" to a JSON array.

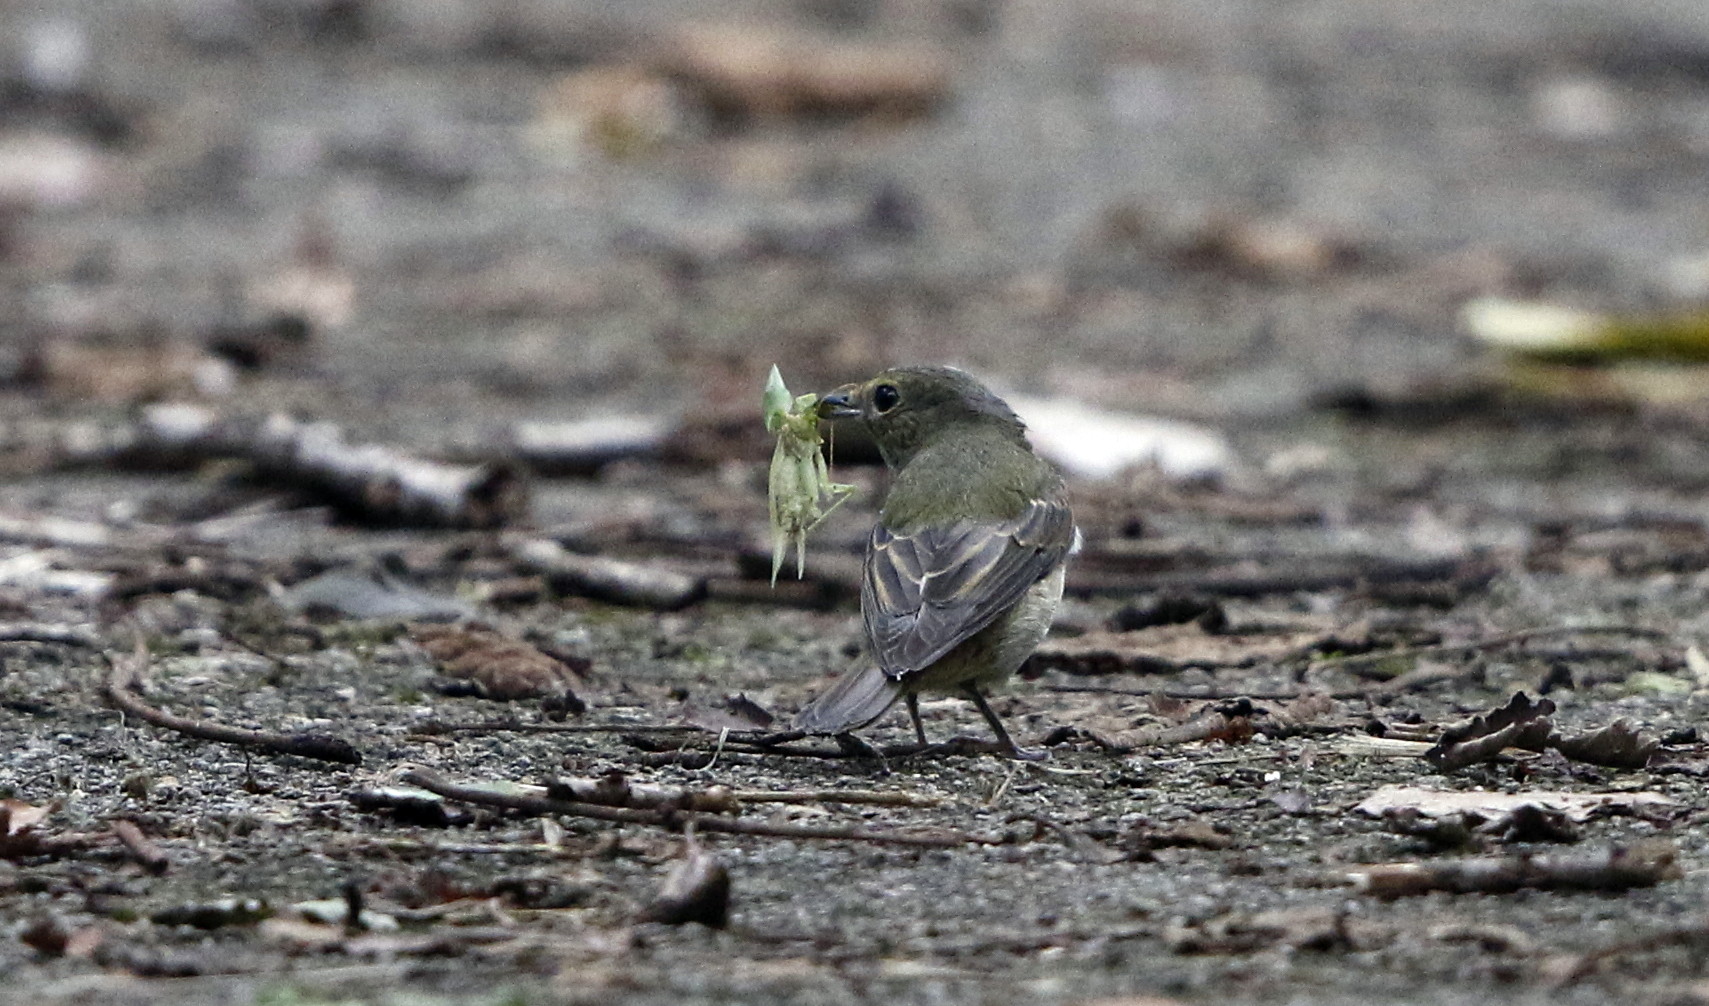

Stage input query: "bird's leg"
[
  {"left": 964, "top": 685, "right": 1047, "bottom": 761},
  {"left": 905, "top": 693, "right": 929, "bottom": 747}
]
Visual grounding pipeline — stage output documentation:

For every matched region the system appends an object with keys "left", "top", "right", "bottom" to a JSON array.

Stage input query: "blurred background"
[{"left": 4, "top": 0, "right": 1709, "bottom": 470}]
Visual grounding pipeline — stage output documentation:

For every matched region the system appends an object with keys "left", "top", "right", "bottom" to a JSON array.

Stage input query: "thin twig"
[
  {"left": 111, "top": 819, "right": 170, "bottom": 874},
  {"left": 104, "top": 644, "right": 361, "bottom": 765},
  {"left": 328, "top": 836, "right": 593, "bottom": 858},
  {"left": 730, "top": 789, "right": 944, "bottom": 808},
  {"left": 412, "top": 719, "right": 708, "bottom": 736},
  {"left": 622, "top": 733, "right": 1026, "bottom": 761},
  {"left": 400, "top": 768, "right": 990, "bottom": 847},
  {"left": 1045, "top": 684, "right": 1358, "bottom": 701}
]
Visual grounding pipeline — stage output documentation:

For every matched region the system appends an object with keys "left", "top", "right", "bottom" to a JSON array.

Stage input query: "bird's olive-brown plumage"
[{"left": 794, "top": 367, "right": 1076, "bottom": 758}]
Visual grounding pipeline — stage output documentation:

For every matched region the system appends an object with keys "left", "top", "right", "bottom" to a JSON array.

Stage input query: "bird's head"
[{"left": 817, "top": 366, "right": 1026, "bottom": 469}]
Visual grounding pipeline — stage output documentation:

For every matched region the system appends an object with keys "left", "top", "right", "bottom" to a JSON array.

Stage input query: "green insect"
[{"left": 763, "top": 365, "right": 856, "bottom": 585}]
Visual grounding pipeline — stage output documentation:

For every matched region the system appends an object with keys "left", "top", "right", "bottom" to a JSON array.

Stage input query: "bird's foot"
[
  {"left": 1002, "top": 743, "right": 1050, "bottom": 762},
  {"left": 917, "top": 735, "right": 1049, "bottom": 761},
  {"left": 961, "top": 686, "right": 1048, "bottom": 761}
]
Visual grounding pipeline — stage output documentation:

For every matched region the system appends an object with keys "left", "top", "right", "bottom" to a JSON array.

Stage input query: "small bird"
[{"left": 793, "top": 366, "right": 1076, "bottom": 759}]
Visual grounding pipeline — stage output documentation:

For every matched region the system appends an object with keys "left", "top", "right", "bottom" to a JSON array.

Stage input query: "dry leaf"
[
  {"left": 1426, "top": 692, "right": 1555, "bottom": 770},
  {"left": 1550, "top": 719, "right": 1659, "bottom": 770},
  {"left": 412, "top": 624, "right": 588, "bottom": 707}
]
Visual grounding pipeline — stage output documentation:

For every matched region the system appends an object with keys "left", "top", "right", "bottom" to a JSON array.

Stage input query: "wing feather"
[{"left": 863, "top": 496, "right": 1073, "bottom": 679}]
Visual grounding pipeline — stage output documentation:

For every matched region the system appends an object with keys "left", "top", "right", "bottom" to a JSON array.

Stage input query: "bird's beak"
[{"left": 816, "top": 386, "right": 861, "bottom": 419}]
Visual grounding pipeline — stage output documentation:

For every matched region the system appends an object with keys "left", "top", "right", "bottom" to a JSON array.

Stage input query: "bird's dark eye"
[{"left": 872, "top": 383, "right": 901, "bottom": 414}]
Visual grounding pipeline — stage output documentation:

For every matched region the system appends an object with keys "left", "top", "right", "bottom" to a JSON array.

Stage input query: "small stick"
[
  {"left": 510, "top": 538, "right": 705, "bottom": 610},
  {"left": 1045, "top": 684, "right": 1356, "bottom": 701},
  {"left": 400, "top": 768, "right": 987, "bottom": 847},
  {"left": 104, "top": 644, "right": 360, "bottom": 765},
  {"left": 620, "top": 732, "right": 1022, "bottom": 761},
  {"left": 729, "top": 789, "right": 943, "bottom": 808},
  {"left": 111, "top": 819, "right": 169, "bottom": 874},
  {"left": 412, "top": 720, "right": 710, "bottom": 736},
  {"left": 328, "top": 836, "right": 592, "bottom": 858},
  {"left": 1349, "top": 840, "right": 1680, "bottom": 897}
]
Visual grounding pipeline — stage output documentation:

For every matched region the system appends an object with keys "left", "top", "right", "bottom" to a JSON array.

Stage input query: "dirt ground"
[{"left": 6, "top": 1, "right": 1709, "bottom": 1004}]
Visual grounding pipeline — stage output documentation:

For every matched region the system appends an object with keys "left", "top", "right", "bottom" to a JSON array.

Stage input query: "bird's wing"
[{"left": 862, "top": 496, "right": 1074, "bottom": 678}]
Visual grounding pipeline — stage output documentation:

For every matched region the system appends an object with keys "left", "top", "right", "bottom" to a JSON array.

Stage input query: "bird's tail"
[{"left": 793, "top": 664, "right": 902, "bottom": 735}]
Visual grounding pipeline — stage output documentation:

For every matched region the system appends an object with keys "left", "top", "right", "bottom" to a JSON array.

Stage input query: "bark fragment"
[{"left": 1349, "top": 841, "right": 1680, "bottom": 897}]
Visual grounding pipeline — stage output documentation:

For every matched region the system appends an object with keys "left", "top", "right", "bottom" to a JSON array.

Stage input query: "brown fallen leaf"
[
  {"left": 411, "top": 624, "right": 587, "bottom": 709},
  {"left": 1426, "top": 691, "right": 1556, "bottom": 770},
  {"left": 1424, "top": 693, "right": 1661, "bottom": 771},
  {"left": 1436, "top": 691, "right": 1556, "bottom": 748},
  {"left": 1550, "top": 719, "right": 1659, "bottom": 769}
]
